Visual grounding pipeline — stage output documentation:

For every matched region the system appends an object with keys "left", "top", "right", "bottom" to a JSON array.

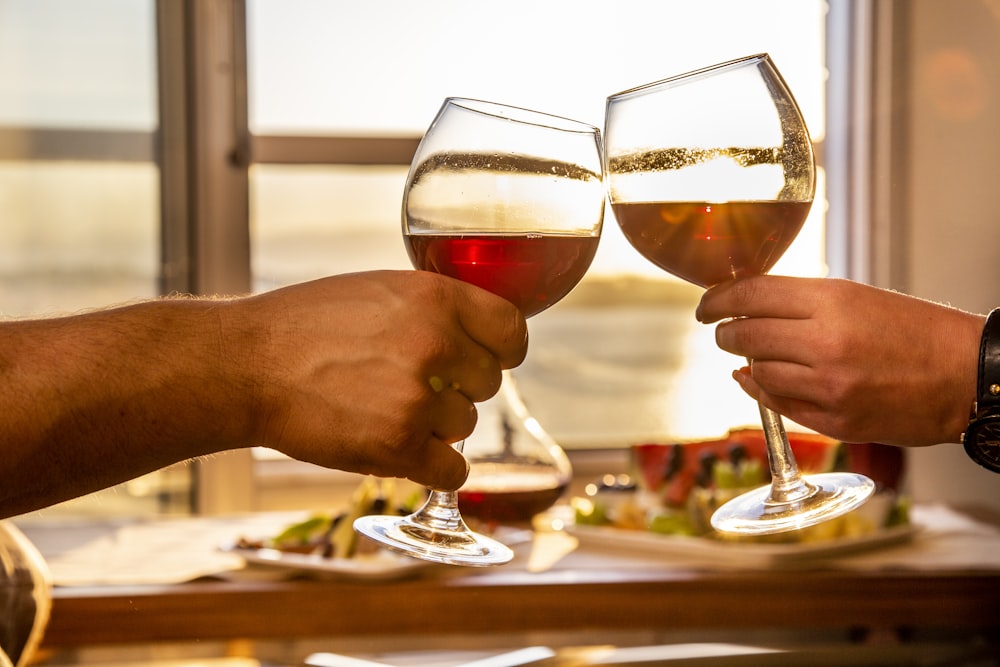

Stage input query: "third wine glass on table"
[
  {"left": 604, "top": 54, "right": 875, "bottom": 535},
  {"left": 354, "top": 98, "right": 604, "bottom": 565}
]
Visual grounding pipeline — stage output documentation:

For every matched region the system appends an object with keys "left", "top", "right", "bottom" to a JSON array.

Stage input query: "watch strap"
[
  {"left": 964, "top": 308, "right": 1000, "bottom": 473},
  {"left": 977, "top": 308, "right": 1000, "bottom": 413}
]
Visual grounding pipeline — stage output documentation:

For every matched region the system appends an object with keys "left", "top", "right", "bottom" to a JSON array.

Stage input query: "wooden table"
[{"left": 40, "top": 547, "right": 1000, "bottom": 648}]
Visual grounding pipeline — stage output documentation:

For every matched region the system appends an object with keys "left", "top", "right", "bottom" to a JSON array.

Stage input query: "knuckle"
[
  {"left": 468, "top": 361, "right": 503, "bottom": 402},
  {"left": 413, "top": 329, "right": 460, "bottom": 370},
  {"left": 715, "top": 319, "right": 752, "bottom": 355},
  {"left": 497, "top": 312, "right": 529, "bottom": 367},
  {"left": 731, "top": 276, "right": 762, "bottom": 308},
  {"left": 822, "top": 328, "right": 854, "bottom": 364},
  {"left": 732, "top": 322, "right": 756, "bottom": 351},
  {"left": 748, "top": 359, "right": 771, "bottom": 385},
  {"left": 822, "top": 378, "right": 850, "bottom": 407}
]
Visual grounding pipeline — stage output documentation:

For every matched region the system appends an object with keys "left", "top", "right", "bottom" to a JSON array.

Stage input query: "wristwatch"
[{"left": 962, "top": 307, "right": 1000, "bottom": 473}]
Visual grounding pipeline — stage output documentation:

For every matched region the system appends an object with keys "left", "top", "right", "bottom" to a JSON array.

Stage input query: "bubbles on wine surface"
[
  {"left": 409, "top": 151, "right": 601, "bottom": 185},
  {"left": 406, "top": 151, "right": 605, "bottom": 235},
  {"left": 606, "top": 147, "right": 813, "bottom": 204},
  {"left": 607, "top": 146, "right": 782, "bottom": 173}
]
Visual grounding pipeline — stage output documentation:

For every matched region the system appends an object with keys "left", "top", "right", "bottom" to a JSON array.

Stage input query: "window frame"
[
  {"left": 6, "top": 0, "right": 861, "bottom": 514},
  {"left": 164, "top": 0, "right": 852, "bottom": 514}
]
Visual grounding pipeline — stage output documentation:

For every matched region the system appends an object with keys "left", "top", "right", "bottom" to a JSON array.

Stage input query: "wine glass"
[
  {"left": 354, "top": 98, "right": 604, "bottom": 564},
  {"left": 604, "top": 54, "right": 875, "bottom": 535}
]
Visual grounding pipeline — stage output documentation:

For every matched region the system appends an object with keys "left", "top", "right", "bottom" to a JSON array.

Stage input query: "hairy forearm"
[
  {"left": 0, "top": 270, "right": 530, "bottom": 516},
  {"left": 0, "top": 298, "right": 258, "bottom": 517}
]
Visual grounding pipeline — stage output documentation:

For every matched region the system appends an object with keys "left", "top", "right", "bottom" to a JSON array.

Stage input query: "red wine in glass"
[
  {"left": 404, "top": 233, "right": 600, "bottom": 317},
  {"left": 457, "top": 464, "right": 569, "bottom": 524},
  {"left": 406, "top": 231, "right": 597, "bottom": 525}
]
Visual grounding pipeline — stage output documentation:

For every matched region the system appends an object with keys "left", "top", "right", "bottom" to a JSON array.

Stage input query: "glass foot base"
[
  {"left": 353, "top": 514, "right": 514, "bottom": 567},
  {"left": 710, "top": 472, "right": 876, "bottom": 536}
]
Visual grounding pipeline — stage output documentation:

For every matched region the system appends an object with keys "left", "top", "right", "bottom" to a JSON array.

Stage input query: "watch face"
[{"left": 964, "top": 414, "right": 1000, "bottom": 473}]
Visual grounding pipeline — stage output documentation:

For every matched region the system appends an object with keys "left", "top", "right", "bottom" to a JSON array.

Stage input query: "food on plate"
[
  {"left": 235, "top": 478, "right": 420, "bottom": 559},
  {"left": 573, "top": 428, "right": 909, "bottom": 543}
]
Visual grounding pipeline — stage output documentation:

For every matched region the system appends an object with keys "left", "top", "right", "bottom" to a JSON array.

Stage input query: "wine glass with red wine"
[
  {"left": 354, "top": 98, "right": 604, "bottom": 565},
  {"left": 604, "top": 54, "right": 875, "bottom": 535}
]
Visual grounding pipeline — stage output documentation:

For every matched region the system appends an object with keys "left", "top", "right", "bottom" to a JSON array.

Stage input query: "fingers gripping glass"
[
  {"left": 354, "top": 98, "right": 604, "bottom": 565},
  {"left": 604, "top": 54, "right": 875, "bottom": 536}
]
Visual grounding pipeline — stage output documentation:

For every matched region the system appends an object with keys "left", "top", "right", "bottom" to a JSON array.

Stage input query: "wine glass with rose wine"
[
  {"left": 604, "top": 54, "right": 875, "bottom": 535},
  {"left": 354, "top": 98, "right": 604, "bottom": 564}
]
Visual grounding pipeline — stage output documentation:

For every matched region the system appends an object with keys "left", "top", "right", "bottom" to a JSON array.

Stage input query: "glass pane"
[
  {"left": 0, "top": 0, "right": 160, "bottom": 317},
  {"left": 247, "top": 0, "right": 828, "bottom": 450},
  {"left": 246, "top": 0, "right": 825, "bottom": 140},
  {"left": 0, "top": 0, "right": 187, "bottom": 517},
  {"left": 0, "top": 0, "right": 157, "bottom": 130},
  {"left": 0, "top": 162, "right": 159, "bottom": 317},
  {"left": 519, "top": 170, "right": 828, "bottom": 446},
  {"left": 251, "top": 165, "right": 411, "bottom": 290}
]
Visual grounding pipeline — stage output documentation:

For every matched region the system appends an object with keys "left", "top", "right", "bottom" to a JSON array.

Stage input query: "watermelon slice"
[
  {"left": 632, "top": 428, "right": 846, "bottom": 508},
  {"left": 631, "top": 443, "right": 674, "bottom": 494},
  {"left": 726, "top": 427, "right": 845, "bottom": 475}
]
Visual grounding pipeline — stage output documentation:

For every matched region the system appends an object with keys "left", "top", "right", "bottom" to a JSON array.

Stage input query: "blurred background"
[{"left": 0, "top": 0, "right": 997, "bottom": 517}]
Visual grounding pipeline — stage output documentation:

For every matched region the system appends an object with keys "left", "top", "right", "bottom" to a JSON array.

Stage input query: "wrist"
[
  {"left": 946, "top": 312, "right": 987, "bottom": 443},
  {"left": 210, "top": 297, "right": 275, "bottom": 451},
  {"left": 126, "top": 297, "right": 262, "bottom": 457},
  {"left": 96, "top": 297, "right": 262, "bottom": 458}
]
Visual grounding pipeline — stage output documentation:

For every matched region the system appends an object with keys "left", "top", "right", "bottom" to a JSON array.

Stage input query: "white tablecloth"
[{"left": 13, "top": 504, "right": 1000, "bottom": 587}]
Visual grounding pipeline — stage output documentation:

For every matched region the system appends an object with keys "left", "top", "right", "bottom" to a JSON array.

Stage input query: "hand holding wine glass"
[
  {"left": 355, "top": 98, "right": 604, "bottom": 565},
  {"left": 604, "top": 54, "right": 875, "bottom": 535}
]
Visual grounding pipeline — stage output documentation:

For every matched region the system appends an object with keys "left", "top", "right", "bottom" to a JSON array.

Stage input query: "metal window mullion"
[
  {"left": 158, "top": 0, "right": 251, "bottom": 297},
  {"left": 188, "top": 0, "right": 251, "bottom": 297},
  {"left": 868, "top": 0, "right": 911, "bottom": 293},
  {"left": 156, "top": 0, "right": 254, "bottom": 514},
  {"left": 825, "top": 0, "right": 910, "bottom": 289},
  {"left": 250, "top": 135, "right": 420, "bottom": 165},
  {"left": 156, "top": 0, "right": 192, "bottom": 294}
]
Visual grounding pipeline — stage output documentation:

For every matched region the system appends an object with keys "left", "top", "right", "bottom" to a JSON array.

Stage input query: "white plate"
[
  {"left": 566, "top": 523, "right": 919, "bottom": 566},
  {"left": 220, "top": 543, "right": 438, "bottom": 581}
]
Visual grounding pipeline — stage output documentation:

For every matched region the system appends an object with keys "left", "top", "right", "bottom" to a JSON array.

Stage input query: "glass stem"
[
  {"left": 406, "top": 440, "right": 467, "bottom": 533},
  {"left": 758, "top": 402, "right": 817, "bottom": 505}
]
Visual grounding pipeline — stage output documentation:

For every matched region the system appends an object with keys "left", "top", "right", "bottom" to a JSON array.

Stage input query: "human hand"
[
  {"left": 229, "top": 270, "right": 528, "bottom": 490},
  {"left": 696, "top": 276, "right": 984, "bottom": 446}
]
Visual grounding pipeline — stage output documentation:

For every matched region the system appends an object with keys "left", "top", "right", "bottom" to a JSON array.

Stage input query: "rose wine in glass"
[
  {"left": 611, "top": 201, "right": 811, "bottom": 288},
  {"left": 604, "top": 54, "right": 874, "bottom": 535},
  {"left": 354, "top": 98, "right": 604, "bottom": 564}
]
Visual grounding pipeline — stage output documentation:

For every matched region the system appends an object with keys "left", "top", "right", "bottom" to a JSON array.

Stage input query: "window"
[
  {"left": 4, "top": 0, "right": 831, "bottom": 515},
  {"left": 0, "top": 0, "right": 194, "bottom": 516},
  {"left": 246, "top": 0, "right": 829, "bottom": 456},
  {"left": 0, "top": 0, "right": 159, "bottom": 316}
]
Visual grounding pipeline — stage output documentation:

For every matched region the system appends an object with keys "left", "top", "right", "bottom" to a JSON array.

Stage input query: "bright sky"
[
  {"left": 0, "top": 0, "right": 829, "bottom": 439},
  {"left": 246, "top": 0, "right": 825, "bottom": 137},
  {"left": 0, "top": 0, "right": 825, "bottom": 140}
]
